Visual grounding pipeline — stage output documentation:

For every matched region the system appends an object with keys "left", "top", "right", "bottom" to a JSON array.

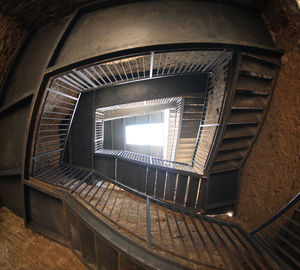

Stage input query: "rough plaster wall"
[
  {"left": 237, "top": 0, "right": 300, "bottom": 230},
  {"left": 0, "top": 0, "right": 96, "bottom": 91},
  {"left": 0, "top": 0, "right": 92, "bottom": 28},
  {"left": 0, "top": 207, "right": 87, "bottom": 270},
  {"left": 0, "top": 12, "right": 27, "bottom": 89}
]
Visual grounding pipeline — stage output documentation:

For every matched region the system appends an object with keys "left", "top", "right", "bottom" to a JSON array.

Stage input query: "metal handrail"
[
  {"left": 251, "top": 192, "right": 300, "bottom": 235},
  {"left": 33, "top": 162, "right": 277, "bottom": 269},
  {"left": 249, "top": 192, "right": 300, "bottom": 269}
]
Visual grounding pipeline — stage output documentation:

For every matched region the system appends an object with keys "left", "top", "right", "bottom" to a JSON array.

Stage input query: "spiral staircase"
[{"left": 0, "top": 1, "right": 299, "bottom": 270}]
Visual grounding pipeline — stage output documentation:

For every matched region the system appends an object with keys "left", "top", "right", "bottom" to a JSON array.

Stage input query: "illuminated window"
[{"left": 126, "top": 123, "right": 165, "bottom": 146}]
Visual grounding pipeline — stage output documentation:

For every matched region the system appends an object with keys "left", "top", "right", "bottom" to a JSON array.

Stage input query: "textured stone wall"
[
  {"left": 236, "top": 0, "right": 300, "bottom": 230},
  {"left": 0, "top": 12, "right": 27, "bottom": 90},
  {"left": 0, "top": 0, "right": 95, "bottom": 93}
]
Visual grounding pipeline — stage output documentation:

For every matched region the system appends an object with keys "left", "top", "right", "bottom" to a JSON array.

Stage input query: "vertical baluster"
[{"left": 146, "top": 198, "right": 152, "bottom": 249}]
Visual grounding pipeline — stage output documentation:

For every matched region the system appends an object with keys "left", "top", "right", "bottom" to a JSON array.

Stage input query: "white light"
[
  {"left": 126, "top": 123, "right": 164, "bottom": 146},
  {"left": 227, "top": 212, "right": 233, "bottom": 217}
]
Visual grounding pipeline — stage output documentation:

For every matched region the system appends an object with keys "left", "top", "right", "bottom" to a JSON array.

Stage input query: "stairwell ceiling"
[{"left": 0, "top": 0, "right": 271, "bottom": 29}]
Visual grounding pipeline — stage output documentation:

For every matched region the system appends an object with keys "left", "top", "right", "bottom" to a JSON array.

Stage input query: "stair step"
[
  {"left": 181, "top": 120, "right": 201, "bottom": 127},
  {"left": 237, "top": 75, "right": 272, "bottom": 95},
  {"left": 183, "top": 106, "right": 203, "bottom": 113},
  {"left": 211, "top": 158, "right": 243, "bottom": 172},
  {"left": 241, "top": 52, "right": 281, "bottom": 67},
  {"left": 194, "top": 155, "right": 207, "bottom": 164},
  {"left": 180, "top": 129, "right": 198, "bottom": 136},
  {"left": 184, "top": 98, "right": 205, "bottom": 105},
  {"left": 176, "top": 153, "right": 194, "bottom": 158},
  {"left": 195, "top": 146, "right": 210, "bottom": 154},
  {"left": 184, "top": 93, "right": 206, "bottom": 98},
  {"left": 223, "top": 124, "right": 258, "bottom": 139},
  {"left": 177, "top": 148, "right": 196, "bottom": 154},
  {"left": 180, "top": 133, "right": 198, "bottom": 139},
  {"left": 177, "top": 145, "right": 195, "bottom": 151},
  {"left": 228, "top": 110, "right": 263, "bottom": 125},
  {"left": 240, "top": 54, "right": 275, "bottom": 73},
  {"left": 181, "top": 125, "right": 199, "bottom": 133},
  {"left": 180, "top": 131, "right": 198, "bottom": 136},
  {"left": 239, "top": 69, "right": 273, "bottom": 80},
  {"left": 219, "top": 137, "right": 253, "bottom": 151},
  {"left": 176, "top": 158, "right": 192, "bottom": 164},
  {"left": 215, "top": 148, "right": 248, "bottom": 162},
  {"left": 236, "top": 88, "right": 270, "bottom": 96},
  {"left": 182, "top": 113, "right": 202, "bottom": 120},
  {"left": 232, "top": 93, "right": 268, "bottom": 110},
  {"left": 178, "top": 138, "right": 197, "bottom": 144}
]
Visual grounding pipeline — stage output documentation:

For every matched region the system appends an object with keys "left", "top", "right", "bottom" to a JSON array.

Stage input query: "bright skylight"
[{"left": 126, "top": 123, "right": 165, "bottom": 146}]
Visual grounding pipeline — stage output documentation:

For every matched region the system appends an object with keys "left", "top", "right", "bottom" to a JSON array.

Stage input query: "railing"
[
  {"left": 31, "top": 86, "right": 81, "bottom": 176},
  {"left": 95, "top": 148, "right": 196, "bottom": 173},
  {"left": 95, "top": 96, "right": 182, "bottom": 161},
  {"left": 95, "top": 111, "right": 104, "bottom": 151},
  {"left": 27, "top": 47, "right": 291, "bottom": 270},
  {"left": 30, "top": 49, "right": 233, "bottom": 179},
  {"left": 33, "top": 162, "right": 278, "bottom": 270},
  {"left": 96, "top": 97, "right": 181, "bottom": 112},
  {"left": 250, "top": 193, "right": 300, "bottom": 269},
  {"left": 94, "top": 149, "right": 205, "bottom": 211},
  {"left": 70, "top": 50, "right": 233, "bottom": 92}
]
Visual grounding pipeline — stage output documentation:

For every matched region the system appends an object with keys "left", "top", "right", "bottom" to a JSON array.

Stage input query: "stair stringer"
[
  {"left": 202, "top": 51, "right": 281, "bottom": 213},
  {"left": 23, "top": 178, "right": 192, "bottom": 270}
]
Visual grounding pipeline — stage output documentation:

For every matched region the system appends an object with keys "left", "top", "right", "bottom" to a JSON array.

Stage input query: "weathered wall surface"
[
  {"left": 0, "top": 12, "right": 27, "bottom": 90},
  {"left": 236, "top": 0, "right": 300, "bottom": 229},
  {"left": 0, "top": 0, "right": 94, "bottom": 93},
  {"left": 0, "top": 207, "right": 87, "bottom": 270}
]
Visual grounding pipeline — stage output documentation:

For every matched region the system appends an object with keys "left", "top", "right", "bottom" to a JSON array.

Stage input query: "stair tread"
[
  {"left": 237, "top": 75, "right": 273, "bottom": 94},
  {"left": 239, "top": 69, "right": 273, "bottom": 80},
  {"left": 215, "top": 148, "right": 248, "bottom": 162},
  {"left": 233, "top": 93, "right": 268, "bottom": 109},
  {"left": 236, "top": 88, "right": 270, "bottom": 96},
  {"left": 182, "top": 113, "right": 202, "bottom": 120},
  {"left": 183, "top": 106, "right": 203, "bottom": 112},
  {"left": 184, "top": 98, "right": 205, "bottom": 105},
  {"left": 228, "top": 110, "right": 263, "bottom": 124},
  {"left": 241, "top": 52, "right": 281, "bottom": 66},
  {"left": 223, "top": 125, "right": 258, "bottom": 139},
  {"left": 177, "top": 149, "right": 196, "bottom": 154},
  {"left": 231, "top": 106, "right": 265, "bottom": 111},
  {"left": 211, "top": 158, "right": 243, "bottom": 172},
  {"left": 220, "top": 137, "right": 253, "bottom": 150}
]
